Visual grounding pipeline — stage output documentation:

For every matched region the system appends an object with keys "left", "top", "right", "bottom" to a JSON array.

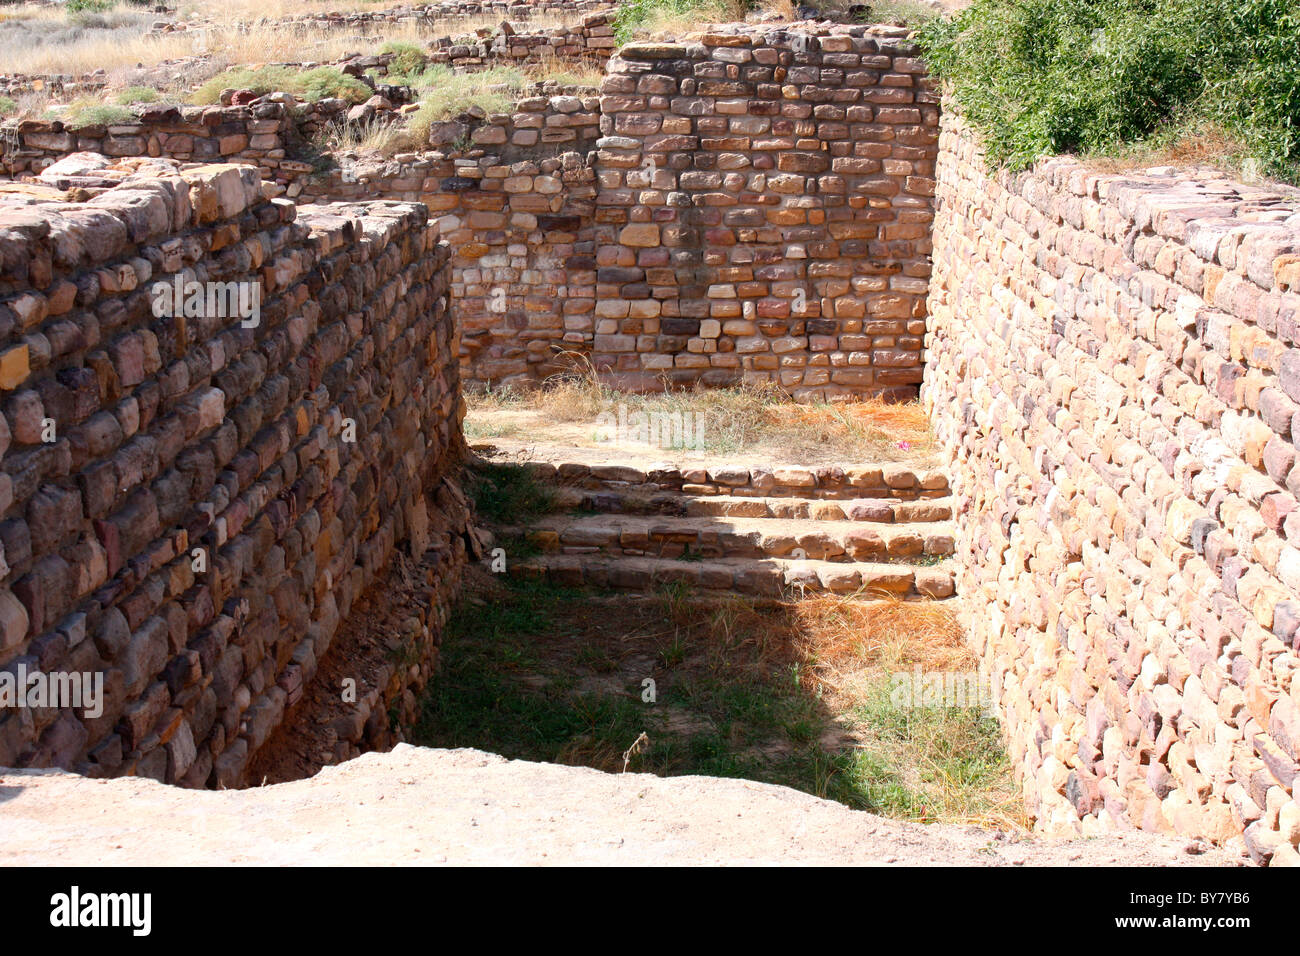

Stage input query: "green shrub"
[
  {"left": 406, "top": 65, "right": 527, "bottom": 131},
  {"left": 193, "top": 65, "right": 370, "bottom": 105},
  {"left": 920, "top": 0, "right": 1300, "bottom": 183},
  {"left": 62, "top": 102, "right": 134, "bottom": 126},
  {"left": 112, "top": 85, "right": 160, "bottom": 105},
  {"left": 380, "top": 41, "right": 428, "bottom": 78},
  {"left": 0, "top": 96, "right": 16, "bottom": 118},
  {"left": 612, "top": 0, "right": 751, "bottom": 44},
  {"left": 66, "top": 0, "right": 114, "bottom": 12}
]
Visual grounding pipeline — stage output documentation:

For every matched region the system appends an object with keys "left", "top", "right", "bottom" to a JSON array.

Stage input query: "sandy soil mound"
[{"left": 0, "top": 745, "right": 1247, "bottom": 866}]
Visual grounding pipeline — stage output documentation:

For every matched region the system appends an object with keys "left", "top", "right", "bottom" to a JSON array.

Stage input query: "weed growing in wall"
[{"left": 193, "top": 65, "right": 370, "bottom": 106}]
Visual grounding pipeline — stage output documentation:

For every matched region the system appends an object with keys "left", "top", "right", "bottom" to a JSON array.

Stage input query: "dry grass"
[
  {"left": 786, "top": 591, "right": 968, "bottom": 700},
  {"left": 314, "top": 113, "right": 409, "bottom": 154},
  {"left": 758, "top": 0, "right": 797, "bottom": 21},
  {"left": 466, "top": 360, "right": 937, "bottom": 462},
  {"left": 1081, "top": 119, "right": 1285, "bottom": 187},
  {"left": 0, "top": 2, "right": 571, "bottom": 81},
  {"left": 525, "top": 57, "right": 606, "bottom": 89}
]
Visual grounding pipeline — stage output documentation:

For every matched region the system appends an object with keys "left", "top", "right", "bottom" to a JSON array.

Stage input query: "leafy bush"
[
  {"left": 193, "top": 65, "right": 370, "bottom": 105},
  {"left": 66, "top": 0, "right": 114, "bottom": 12},
  {"left": 380, "top": 41, "right": 428, "bottom": 79},
  {"left": 920, "top": 0, "right": 1300, "bottom": 182},
  {"left": 0, "top": 95, "right": 15, "bottom": 117}
]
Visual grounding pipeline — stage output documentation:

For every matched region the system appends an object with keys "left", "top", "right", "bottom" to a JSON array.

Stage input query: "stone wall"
[
  {"left": 1, "top": 102, "right": 333, "bottom": 192},
  {"left": 925, "top": 114, "right": 1300, "bottom": 863},
  {"left": 0, "top": 157, "right": 469, "bottom": 788},
  {"left": 298, "top": 90, "right": 601, "bottom": 385},
  {"left": 3, "top": 25, "right": 939, "bottom": 399},
  {"left": 592, "top": 25, "right": 938, "bottom": 398},
  {"left": 425, "top": 12, "right": 617, "bottom": 68}
]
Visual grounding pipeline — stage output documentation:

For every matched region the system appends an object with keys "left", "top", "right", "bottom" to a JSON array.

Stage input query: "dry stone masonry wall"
[
  {"left": 299, "top": 91, "right": 601, "bottom": 385},
  {"left": 0, "top": 157, "right": 468, "bottom": 788},
  {"left": 592, "top": 26, "right": 938, "bottom": 398},
  {"left": 925, "top": 114, "right": 1300, "bottom": 864},
  {"left": 2, "top": 25, "right": 939, "bottom": 399},
  {"left": 2, "top": 102, "right": 333, "bottom": 192},
  {"left": 426, "top": 12, "right": 617, "bottom": 68}
]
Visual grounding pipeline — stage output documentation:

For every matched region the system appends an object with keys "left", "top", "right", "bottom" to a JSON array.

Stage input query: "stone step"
[
  {"left": 515, "top": 459, "right": 949, "bottom": 501},
  {"left": 509, "top": 552, "right": 955, "bottom": 599},
  {"left": 552, "top": 485, "right": 954, "bottom": 523},
  {"left": 513, "top": 513, "right": 956, "bottom": 563}
]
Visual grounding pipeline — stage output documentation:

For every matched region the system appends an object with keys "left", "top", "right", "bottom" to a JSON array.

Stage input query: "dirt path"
[{"left": 0, "top": 746, "right": 1247, "bottom": 866}]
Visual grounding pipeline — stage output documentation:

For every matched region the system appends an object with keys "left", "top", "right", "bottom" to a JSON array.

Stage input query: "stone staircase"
[{"left": 485, "top": 454, "right": 957, "bottom": 602}]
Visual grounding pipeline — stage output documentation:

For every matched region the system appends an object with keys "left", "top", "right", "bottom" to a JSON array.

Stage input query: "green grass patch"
[
  {"left": 826, "top": 682, "right": 1016, "bottom": 822},
  {"left": 403, "top": 65, "right": 528, "bottom": 136},
  {"left": 920, "top": 0, "right": 1300, "bottom": 183},
  {"left": 856, "top": 0, "right": 942, "bottom": 26},
  {"left": 612, "top": 0, "right": 751, "bottom": 44},
  {"left": 466, "top": 460, "right": 557, "bottom": 525},
  {"left": 193, "top": 65, "right": 370, "bottom": 106},
  {"left": 111, "top": 85, "right": 160, "bottom": 105},
  {"left": 67, "top": 0, "right": 114, "bottom": 13},
  {"left": 60, "top": 99, "right": 134, "bottom": 127},
  {"left": 414, "top": 577, "right": 1021, "bottom": 826}
]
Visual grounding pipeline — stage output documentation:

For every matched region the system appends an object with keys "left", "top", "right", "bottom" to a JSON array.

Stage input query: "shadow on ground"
[{"left": 412, "top": 569, "right": 1022, "bottom": 829}]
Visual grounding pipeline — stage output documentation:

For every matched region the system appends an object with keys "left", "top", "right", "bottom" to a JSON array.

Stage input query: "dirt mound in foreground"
[{"left": 0, "top": 745, "right": 1248, "bottom": 866}]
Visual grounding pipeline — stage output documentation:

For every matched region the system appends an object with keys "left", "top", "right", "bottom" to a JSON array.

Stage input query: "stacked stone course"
[
  {"left": 300, "top": 91, "right": 601, "bottom": 385},
  {"left": 1, "top": 101, "right": 338, "bottom": 191},
  {"left": 0, "top": 157, "right": 469, "bottom": 788},
  {"left": 925, "top": 114, "right": 1300, "bottom": 862},
  {"left": 592, "top": 25, "right": 938, "bottom": 399},
  {"left": 426, "top": 12, "right": 617, "bottom": 67}
]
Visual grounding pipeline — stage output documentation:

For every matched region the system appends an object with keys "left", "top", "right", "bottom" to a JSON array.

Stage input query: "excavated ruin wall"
[
  {"left": 0, "top": 159, "right": 469, "bottom": 788},
  {"left": 304, "top": 25, "right": 941, "bottom": 396},
  {"left": 924, "top": 113, "right": 1300, "bottom": 863},
  {"left": 297, "top": 93, "right": 601, "bottom": 386},
  {"left": 2, "top": 25, "right": 938, "bottom": 398},
  {"left": 592, "top": 27, "right": 938, "bottom": 399},
  {"left": 1, "top": 101, "right": 334, "bottom": 191}
]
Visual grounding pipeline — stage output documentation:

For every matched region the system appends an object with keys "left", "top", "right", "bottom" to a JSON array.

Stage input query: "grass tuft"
[
  {"left": 379, "top": 40, "right": 429, "bottom": 78},
  {"left": 111, "top": 85, "right": 161, "bottom": 105},
  {"left": 192, "top": 65, "right": 370, "bottom": 105},
  {"left": 58, "top": 98, "right": 134, "bottom": 126},
  {"left": 612, "top": 0, "right": 753, "bottom": 43}
]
